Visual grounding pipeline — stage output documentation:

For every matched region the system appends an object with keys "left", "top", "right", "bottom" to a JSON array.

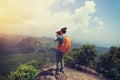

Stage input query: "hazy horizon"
[{"left": 0, "top": 0, "right": 120, "bottom": 47}]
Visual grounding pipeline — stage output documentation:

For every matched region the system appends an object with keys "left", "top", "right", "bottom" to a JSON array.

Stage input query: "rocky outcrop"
[
  {"left": 35, "top": 63, "right": 67, "bottom": 80},
  {"left": 75, "top": 64, "right": 98, "bottom": 76},
  {"left": 35, "top": 63, "right": 109, "bottom": 80}
]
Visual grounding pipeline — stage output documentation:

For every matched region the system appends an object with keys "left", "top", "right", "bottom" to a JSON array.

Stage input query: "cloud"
[
  {"left": 0, "top": 0, "right": 104, "bottom": 39},
  {"left": 94, "top": 16, "right": 104, "bottom": 30},
  {"left": 72, "top": 0, "right": 96, "bottom": 31},
  {"left": 62, "top": 0, "right": 75, "bottom": 6}
]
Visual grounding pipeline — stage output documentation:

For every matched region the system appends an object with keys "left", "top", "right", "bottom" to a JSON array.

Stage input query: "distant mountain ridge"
[
  {"left": 72, "top": 42, "right": 110, "bottom": 53},
  {"left": 0, "top": 33, "right": 110, "bottom": 54},
  {"left": 38, "top": 37, "right": 110, "bottom": 53}
]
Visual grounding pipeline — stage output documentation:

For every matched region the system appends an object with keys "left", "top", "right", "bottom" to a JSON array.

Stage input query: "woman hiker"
[{"left": 54, "top": 27, "right": 67, "bottom": 75}]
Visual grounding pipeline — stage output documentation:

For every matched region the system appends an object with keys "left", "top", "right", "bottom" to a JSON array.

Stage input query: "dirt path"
[{"left": 65, "top": 68, "right": 106, "bottom": 80}]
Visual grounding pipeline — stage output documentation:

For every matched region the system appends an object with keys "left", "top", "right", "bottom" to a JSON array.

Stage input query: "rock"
[
  {"left": 35, "top": 63, "right": 109, "bottom": 80},
  {"left": 75, "top": 64, "right": 98, "bottom": 76},
  {"left": 50, "top": 76, "right": 56, "bottom": 80},
  {"left": 35, "top": 63, "right": 67, "bottom": 80}
]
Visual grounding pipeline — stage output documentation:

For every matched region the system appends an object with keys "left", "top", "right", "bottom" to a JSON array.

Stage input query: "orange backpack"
[{"left": 58, "top": 36, "right": 71, "bottom": 54}]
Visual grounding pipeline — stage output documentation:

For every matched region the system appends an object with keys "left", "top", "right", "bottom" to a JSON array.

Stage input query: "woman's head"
[{"left": 60, "top": 27, "right": 67, "bottom": 34}]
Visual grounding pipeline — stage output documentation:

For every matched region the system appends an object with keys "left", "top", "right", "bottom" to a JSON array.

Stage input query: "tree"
[
  {"left": 64, "top": 44, "right": 98, "bottom": 69},
  {"left": 97, "top": 46, "right": 120, "bottom": 80},
  {"left": 75, "top": 44, "right": 98, "bottom": 69},
  {"left": 64, "top": 48, "right": 82, "bottom": 67}
]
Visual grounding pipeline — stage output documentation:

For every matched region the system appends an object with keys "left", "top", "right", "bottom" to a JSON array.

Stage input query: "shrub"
[
  {"left": 97, "top": 46, "right": 120, "bottom": 80},
  {"left": 64, "top": 44, "right": 98, "bottom": 69},
  {"left": 26, "top": 60, "right": 38, "bottom": 69},
  {"left": 9, "top": 64, "right": 39, "bottom": 80}
]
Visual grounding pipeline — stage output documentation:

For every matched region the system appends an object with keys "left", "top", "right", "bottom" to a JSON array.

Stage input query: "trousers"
[{"left": 56, "top": 51, "right": 64, "bottom": 73}]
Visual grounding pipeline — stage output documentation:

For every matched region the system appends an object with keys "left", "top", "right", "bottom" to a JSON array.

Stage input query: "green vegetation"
[
  {"left": 76, "top": 44, "right": 98, "bottom": 69},
  {"left": 26, "top": 60, "right": 39, "bottom": 69},
  {"left": 65, "top": 44, "right": 120, "bottom": 80},
  {"left": 9, "top": 60, "right": 39, "bottom": 80},
  {"left": 0, "top": 35, "right": 56, "bottom": 79},
  {"left": 97, "top": 46, "right": 120, "bottom": 80},
  {"left": 0, "top": 51, "right": 56, "bottom": 78},
  {"left": 65, "top": 44, "right": 98, "bottom": 69}
]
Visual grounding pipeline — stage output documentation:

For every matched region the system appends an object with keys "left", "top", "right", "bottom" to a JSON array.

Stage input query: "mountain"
[
  {"left": 37, "top": 37, "right": 110, "bottom": 53},
  {"left": 0, "top": 33, "right": 110, "bottom": 54},
  {"left": 96, "top": 46, "right": 110, "bottom": 53},
  {"left": 0, "top": 33, "right": 111, "bottom": 79},
  {"left": 0, "top": 33, "right": 29, "bottom": 54},
  {"left": 0, "top": 33, "right": 51, "bottom": 54},
  {"left": 19, "top": 37, "right": 41, "bottom": 53},
  {"left": 72, "top": 42, "right": 110, "bottom": 53},
  {"left": 35, "top": 63, "right": 109, "bottom": 80},
  {"left": 0, "top": 36, "right": 8, "bottom": 54}
]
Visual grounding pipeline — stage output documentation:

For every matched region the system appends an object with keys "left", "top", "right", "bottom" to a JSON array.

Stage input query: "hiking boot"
[
  {"left": 60, "top": 69, "right": 64, "bottom": 73},
  {"left": 56, "top": 72, "right": 60, "bottom": 75}
]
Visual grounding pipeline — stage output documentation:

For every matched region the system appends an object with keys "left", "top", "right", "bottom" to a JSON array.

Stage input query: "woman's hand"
[{"left": 54, "top": 36, "right": 57, "bottom": 42}]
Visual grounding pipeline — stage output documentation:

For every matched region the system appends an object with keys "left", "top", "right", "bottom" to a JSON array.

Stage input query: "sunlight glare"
[
  {"left": 0, "top": 8, "right": 3, "bottom": 18},
  {"left": 0, "top": 8, "right": 4, "bottom": 18}
]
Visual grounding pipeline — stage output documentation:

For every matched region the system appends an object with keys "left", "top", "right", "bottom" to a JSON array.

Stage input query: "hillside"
[{"left": 35, "top": 63, "right": 108, "bottom": 80}]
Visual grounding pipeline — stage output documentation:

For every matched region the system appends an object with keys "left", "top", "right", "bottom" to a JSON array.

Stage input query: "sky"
[{"left": 0, "top": 0, "right": 120, "bottom": 47}]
